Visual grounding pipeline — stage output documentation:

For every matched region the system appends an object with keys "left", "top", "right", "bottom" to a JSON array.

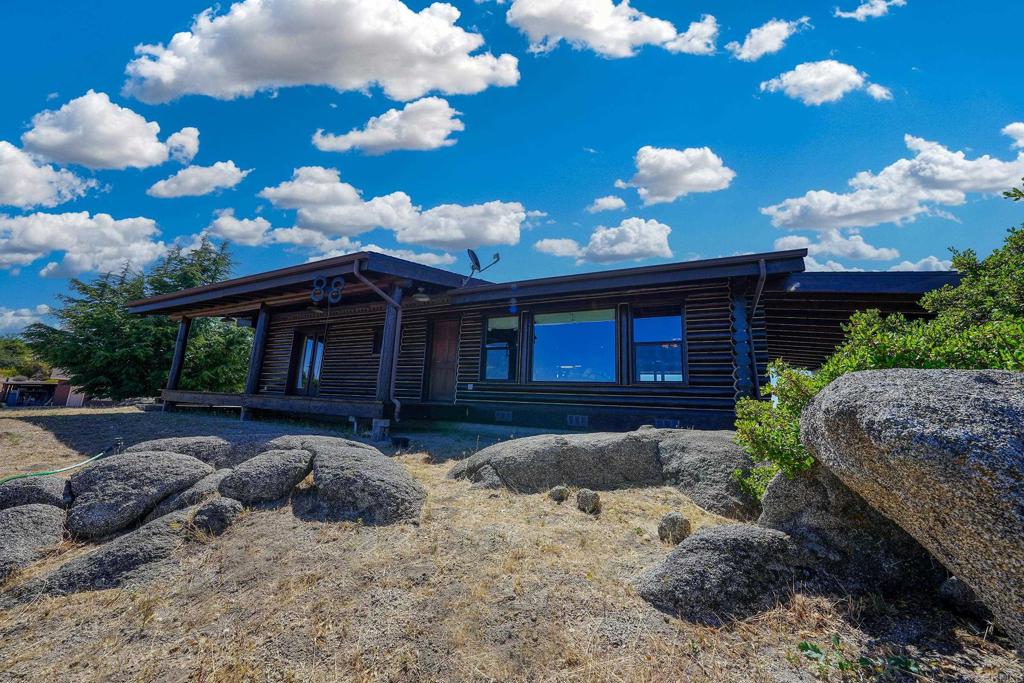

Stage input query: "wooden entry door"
[{"left": 428, "top": 319, "right": 460, "bottom": 402}]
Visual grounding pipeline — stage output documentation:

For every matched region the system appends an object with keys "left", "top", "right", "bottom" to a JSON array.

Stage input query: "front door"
[{"left": 428, "top": 319, "right": 459, "bottom": 402}]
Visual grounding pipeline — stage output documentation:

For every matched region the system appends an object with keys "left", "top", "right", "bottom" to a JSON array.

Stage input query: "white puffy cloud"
[
  {"left": 865, "top": 83, "right": 893, "bottom": 101},
  {"left": 0, "top": 141, "right": 95, "bottom": 209},
  {"left": 834, "top": 0, "right": 906, "bottom": 21},
  {"left": 123, "top": 0, "right": 519, "bottom": 103},
  {"left": 616, "top": 145, "right": 735, "bottom": 205},
  {"left": 762, "top": 126, "right": 1024, "bottom": 231},
  {"left": 203, "top": 209, "right": 272, "bottom": 246},
  {"left": 0, "top": 304, "right": 51, "bottom": 334},
  {"left": 0, "top": 211, "right": 166, "bottom": 277},
  {"left": 535, "top": 217, "right": 672, "bottom": 263},
  {"left": 147, "top": 161, "right": 251, "bottom": 198},
  {"left": 773, "top": 229, "right": 899, "bottom": 260},
  {"left": 260, "top": 166, "right": 528, "bottom": 250},
  {"left": 507, "top": 0, "right": 674, "bottom": 57},
  {"left": 663, "top": 14, "right": 719, "bottom": 55},
  {"left": 888, "top": 255, "right": 953, "bottom": 272},
  {"left": 725, "top": 17, "right": 809, "bottom": 62},
  {"left": 167, "top": 128, "right": 200, "bottom": 163},
  {"left": 1003, "top": 122, "right": 1024, "bottom": 149},
  {"left": 313, "top": 97, "right": 463, "bottom": 155},
  {"left": 760, "top": 60, "right": 891, "bottom": 105},
  {"left": 266, "top": 228, "right": 454, "bottom": 266},
  {"left": 506, "top": 0, "right": 717, "bottom": 58},
  {"left": 534, "top": 238, "right": 584, "bottom": 258},
  {"left": 402, "top": 201, "right": 526, "bottom": 249},
  {"left": 586, "top": 195, "right": 626, "bottom": 213},
  {"left": 21, "top": 91, "right": 198, "bottom": 169}
]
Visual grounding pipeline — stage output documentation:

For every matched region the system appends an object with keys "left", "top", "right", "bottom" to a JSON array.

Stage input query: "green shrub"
[{"left": 735, "top": 223, "right": 1024, "bottom": 498}]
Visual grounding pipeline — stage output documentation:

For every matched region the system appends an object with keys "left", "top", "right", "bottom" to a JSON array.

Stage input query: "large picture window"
[
  {"left": 633, "top": 308, "right": 685, "bottom": 383},
  {"left": 290, "top": 328, "right": 326, "bottom": 396},
  {"left": 483, "top": 315, "right": 518, "bottom": 381},
  {"left": 531, "top": 309, "right": 615, "bottom": 382}
]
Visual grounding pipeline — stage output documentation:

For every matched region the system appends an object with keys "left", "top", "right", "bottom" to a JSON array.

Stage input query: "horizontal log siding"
[
  {"left": 762, "top": 292, "right": 925, "bottom": 369},
  {"left": 395, "top": 311, "right": 429, "bottom": 402},
  {"left": 257, "top": 304, "right": 386, "bottom": 399},
  {"left": 447, "top": 280, "right": 739, "bottom": 414}
]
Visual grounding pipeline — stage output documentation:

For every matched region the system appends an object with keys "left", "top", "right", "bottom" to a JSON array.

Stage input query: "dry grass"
[{"left": 0, "top": 407, "right": 1020, "bottom": 682}]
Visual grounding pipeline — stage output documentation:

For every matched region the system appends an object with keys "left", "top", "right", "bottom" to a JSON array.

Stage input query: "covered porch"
[{"left": 127, "top": 251, "right": 472, "bottom": 425}]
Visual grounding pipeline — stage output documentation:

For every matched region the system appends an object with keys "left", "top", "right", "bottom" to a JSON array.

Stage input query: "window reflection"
[
  {"left": 532, "top": 309, "right": 615, "bottom": 382},
  {"left": 633, "top": 310, "right": 684, "bottom": 382}
]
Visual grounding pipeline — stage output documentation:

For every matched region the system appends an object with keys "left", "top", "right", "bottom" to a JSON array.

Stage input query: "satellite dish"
[{"left": 462, "top": 248, "right": 501, "bottom": 286}]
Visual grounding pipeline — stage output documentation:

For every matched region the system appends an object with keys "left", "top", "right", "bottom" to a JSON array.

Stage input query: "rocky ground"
[{"left": 1, "top": 406, "right": 1021, "bottom": 682}]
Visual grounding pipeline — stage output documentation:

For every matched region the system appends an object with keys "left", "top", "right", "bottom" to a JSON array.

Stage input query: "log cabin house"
[{"left": 126, "top": 249, "right": 957, "bottom": 431}]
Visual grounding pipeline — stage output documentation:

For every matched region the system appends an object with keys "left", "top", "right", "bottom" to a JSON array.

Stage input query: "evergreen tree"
[{"left": 23, "top": 237, "right": 252, "bottom": 400}]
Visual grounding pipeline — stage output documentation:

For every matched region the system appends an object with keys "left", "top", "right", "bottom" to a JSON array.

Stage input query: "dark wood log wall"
[
  {"left": 761, "top": 291, "right": 925, "bottom": 369},
  {"left": 257, "top": 304, "right": 385, "bottom": 399},
  {"left": 252, "top": 278, "right": 767, "bottom": 424},
  {"left": 443, "top": 278, "right": 765, "bottom": 420}
]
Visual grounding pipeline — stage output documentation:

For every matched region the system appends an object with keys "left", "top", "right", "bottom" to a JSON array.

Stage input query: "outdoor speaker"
[{"left": 327, "top": 277, "right": 345, "bottom": 304}]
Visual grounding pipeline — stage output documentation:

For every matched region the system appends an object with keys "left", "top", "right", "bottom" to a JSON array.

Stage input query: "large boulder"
[
  {"left": 448, "top": 428, "right": 759, "bottom": 519},
  {"left": 0, "top": 476, "right": 70, "bottom": 511},
  {"left": 68, "top": 452, "right": 214, "bottom": 539},
  {"left": 144, "top": 469, "right": 232, "bottom": 522},
  {"left": 293, "top": 443, "right": 426, "bottom": 525},
  {"left": 448, "top": 431, "right": 665, "bottom": 493},
  {"left": 218, "top": 449, "right": 312, "bottom": 505},
  {"left": 126, "top": 436, "right": 232, "bottom": 465},
  {"left": 192, "top": 497, "right": 243, "bottom": 536},
  {"left": 126, "top": 436, "right": 274, "bottom": 468},
  {"left": 635, "top": 524, "right": 804, "bottom": 624},
  {"left": 266, "top": 434, "right": 379, "bottom": 454},
  {"left": 657, "top": 430, "right": 760, "bottom": 519},
  {"left": 758, "top": 464, "right": 944, "bottom": 594},
  {"left": 0, "top": 504, "right": 66, "bottom": 582},
  {"left": 26, "top": 511, "right": 191, "bottom": 597},
  {"left": 801, "top": 369, "right": 1024, "bottom": 647}
]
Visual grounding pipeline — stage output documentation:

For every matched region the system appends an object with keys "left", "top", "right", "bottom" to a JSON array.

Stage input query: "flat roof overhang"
[
  {"left": 126, "top": 250, "right": 483, "bottom": 318},
  {"left": 448, "top": 250, "right": 809, "bottom": 304},
  {"left": 774, "top": 271, "right": 960, "bottom": 294}
]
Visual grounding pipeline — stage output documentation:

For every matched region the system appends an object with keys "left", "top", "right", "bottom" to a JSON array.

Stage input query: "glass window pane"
[
  {"left": 532, "top": 309, "right": 615, "bottom": 382},
  {"left": 635, "top": 343, "right": 683, "bottom": 382},
  {"left": 310, "top": 338, "right": 325, "bottom": 391},
  {"left": 296, "top": 336, "right": 313, "bottom": 390},
  {"left": 633, "top": 314, "right": 681, "bottom": 343},
  {"left": 484, "top": 315, "right": 518, "bottom": 380},
  {"left": 485, "top": 348, "right": 510, "bottom": 381}
]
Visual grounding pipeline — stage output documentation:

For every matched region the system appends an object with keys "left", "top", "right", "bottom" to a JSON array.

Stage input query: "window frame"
[
  {"left": 628, "top": 304, "right": 689, "bottom": 386},
  {"left": 287, "top": 325, "right": 327, "bottom": 397},
  {"left": 479, "top": 313, "right": 520, "bottom": 383},
  {"left": 527, "top": 306, "right": 619, "bottom": 385}
]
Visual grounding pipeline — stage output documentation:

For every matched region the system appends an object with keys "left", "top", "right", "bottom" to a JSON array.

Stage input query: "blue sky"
[{"left": 1, "top": 0, "right": 1022, "bottom": 332}]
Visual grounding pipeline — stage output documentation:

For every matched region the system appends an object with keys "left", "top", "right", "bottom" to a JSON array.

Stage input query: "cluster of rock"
[
  {"left": 635, "top": 369, "right": 1024, "bottom": 650},
  {"left": 0, "top": 435, "right": 426, "bottom": 599},
  {"left": 449, "top": 428, "right": 760, "bottom": 520}
]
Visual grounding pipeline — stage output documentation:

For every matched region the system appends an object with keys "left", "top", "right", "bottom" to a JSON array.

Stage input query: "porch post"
[
  {"left": 730, "top": 281, "right": 756, "bottom": 401},
  {"left": 164, "top": 317, "right": 191, "bottom": 411},
  {"left": 241, "top": 305, "right": 271, "bottom": 421},
  {"left": 375, "top": 286, "right": 404, "bottom": 409}
]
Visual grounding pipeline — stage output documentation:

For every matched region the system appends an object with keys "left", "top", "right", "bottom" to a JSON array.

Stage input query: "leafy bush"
[{"left": 735, "top": 222, "right": 1024, "bottom": 498}]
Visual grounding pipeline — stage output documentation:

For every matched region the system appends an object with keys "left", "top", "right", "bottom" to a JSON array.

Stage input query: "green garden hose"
[{"left": 0, "top": 438, "right": 122, "bottom": 485}]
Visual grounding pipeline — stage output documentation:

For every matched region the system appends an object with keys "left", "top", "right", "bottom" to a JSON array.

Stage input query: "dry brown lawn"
[{"left": 0, "top": 406, "right": 1020, "bottom": 682}]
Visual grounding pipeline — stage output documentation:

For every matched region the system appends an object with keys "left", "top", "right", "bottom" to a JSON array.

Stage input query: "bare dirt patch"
[{"left": 0, "top": 408, "right": 1019, "bottom": 681}]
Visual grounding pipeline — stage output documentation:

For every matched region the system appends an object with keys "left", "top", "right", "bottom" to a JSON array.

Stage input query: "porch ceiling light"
[{"left": 412, "top": 287, "right": 431, "bottom": 303}]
